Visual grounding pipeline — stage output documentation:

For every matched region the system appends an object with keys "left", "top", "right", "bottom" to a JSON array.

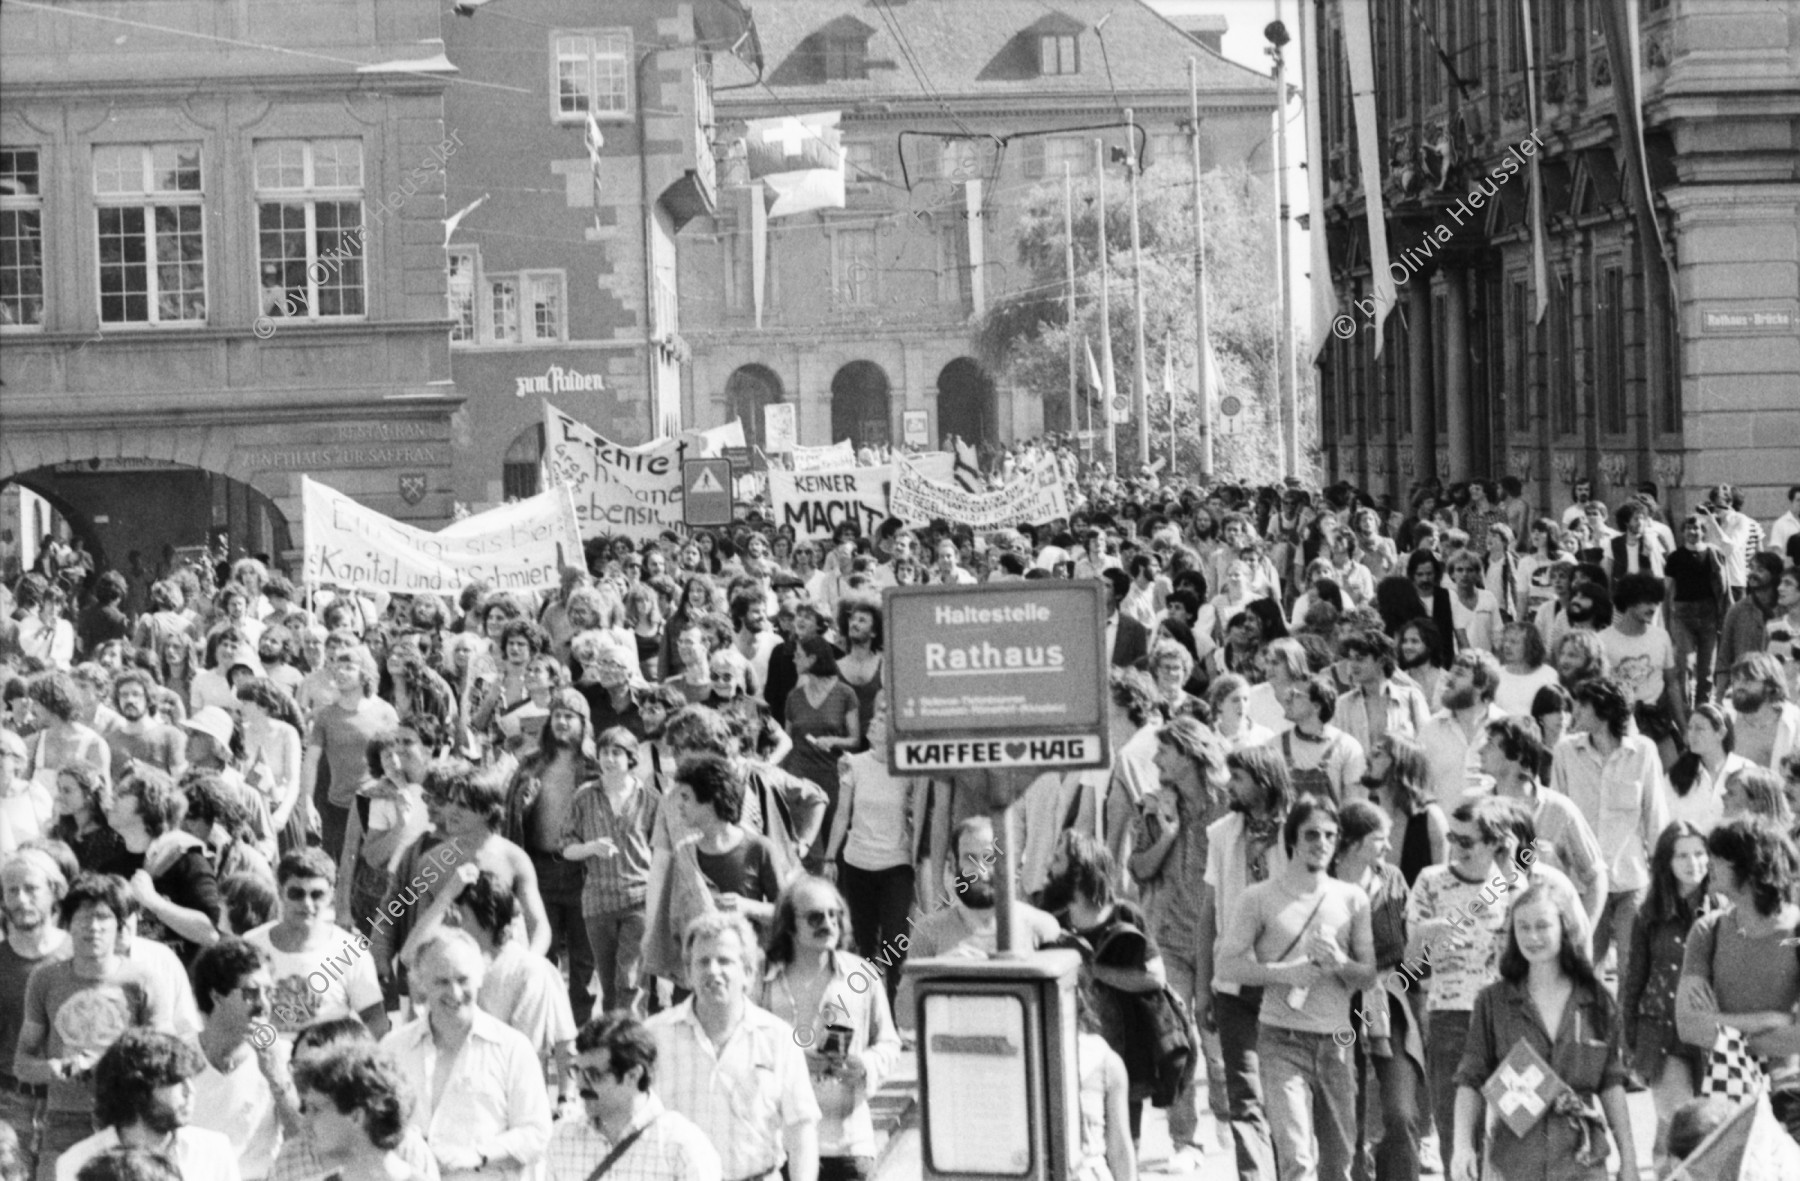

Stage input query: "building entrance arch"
[
  {"left": 936, "top": 357, "right": 996, "bottom": 448},
  {"left": 725, "top": 364, "right": 786, "bottom": 452},
  {"left": 830, "top": 361, "right": 891, "bottom": 450}
]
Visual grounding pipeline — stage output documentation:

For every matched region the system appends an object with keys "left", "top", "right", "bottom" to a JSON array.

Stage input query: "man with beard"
[
  {"left": 55, "top": 1029, "right": 234, "bottom": 1181},
  {"left": 381, "top": 928, "right": 551, "bottom": 1178},
  {"left": 647, "top": 912, "right": 818, "bottom": 1181},
  {"left": 894, "top": 816, "right": 1061, "bottom": 1032},
  {"left": 1718, "top": 552, "right": 1784, "bottom": 687},
  {"left": 0, "top": 849, "right": 69, "bottom": 1178},
  {"left": 1218, "top": 794, "right": 1375, "bottom": 1181},
  {"left": 1724, "top": 652, "right": 1800, "bottom": 770},
  {"left": 17, "top": 873, "right": 175, "bottom": 1181},
  {"left": 100, "top": 672, "right": 185, "bottom": 786},
  {"left": 572, "top": 633, "right": 643, "bottom": 739},
  {"left": 1564, "top": 578, "right": 1614, "bottom": 633},
  {"left": 503, "top": 688, "right": 601, "bottom": 1025},
  {"left": 189, "top": 938, "right": 297, "bottom": 1181},
  {"left": 1418, "top": 651, "right": 1510, "bottom": 812}
]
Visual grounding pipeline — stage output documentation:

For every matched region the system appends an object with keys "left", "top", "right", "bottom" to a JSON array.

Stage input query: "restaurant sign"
[{"left": 514, "top": 365, "right": 608, "bottom": 397}]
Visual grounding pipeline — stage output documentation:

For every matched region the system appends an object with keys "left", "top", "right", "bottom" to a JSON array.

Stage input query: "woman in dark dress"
[
  {"left": 781, "top": 637, "right": 862, "bottom": 865},
  {"left": 1367, "top": 732, "right": 1447, "bottom": 886}
]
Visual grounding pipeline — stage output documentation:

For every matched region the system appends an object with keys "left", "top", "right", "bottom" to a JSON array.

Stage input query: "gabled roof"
[{"left": 716, "top": 0, "right": 1274, "bottom": 105}]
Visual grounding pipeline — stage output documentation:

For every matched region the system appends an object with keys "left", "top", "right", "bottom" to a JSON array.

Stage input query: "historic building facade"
[
  {"left": 1315, "top": 0, "right": 1800, "bottom": 519},
  {"left": 438, "top": 0, "right": 745, "bottom": 510},
  {"left": 0, "top": 0, "right": 463, "bottom": 566},
  {"left": 680, "top": 0, "right": 1277, "bottom": 453}
]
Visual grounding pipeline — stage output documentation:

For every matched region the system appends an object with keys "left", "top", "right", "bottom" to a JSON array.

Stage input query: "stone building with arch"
[{"left": 680, "top": 0, "right": 1277, "bottom": 455}]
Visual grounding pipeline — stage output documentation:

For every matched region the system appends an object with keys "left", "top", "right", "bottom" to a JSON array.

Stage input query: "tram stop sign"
[
  {"left": 682, "top": 458, "right": 733, "bottom": 527},
  {"left": 882, "top": 581, "right": 1109, "bottom": 776}
]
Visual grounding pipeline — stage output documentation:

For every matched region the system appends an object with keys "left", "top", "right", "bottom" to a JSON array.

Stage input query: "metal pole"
[
  {"left": 1126, "top": 108, "right": 1151, "bottom": 471},
  {"left": 1273, "top": 22, "right": 1300, "bottom": 478},
  {"left": 1191, "top": 58, "right": 1215, "bottom": 481},
  {"left": 1096, "top": 138, "right": 1117, "bottom": 471},
  {"left": 1064, "top": 163, "right": 1078, "bottom": 440}
]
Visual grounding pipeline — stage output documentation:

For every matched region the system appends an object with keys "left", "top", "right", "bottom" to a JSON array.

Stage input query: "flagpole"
[
  {"left": 1191, "top": 57, "right": 1215, "bottom": 481},
  {"left": 1064, "top": 163, "right": 1078, "bottom": 442},
  {"left": 1096, "top": 138, "right": 1117, "bottom": 472},
  {"left": 1126, "top": 108, "right": 1152, "bottom": 471},
  {"left": 1166, "top": 351, "right": 1176, "bottom": 466}
]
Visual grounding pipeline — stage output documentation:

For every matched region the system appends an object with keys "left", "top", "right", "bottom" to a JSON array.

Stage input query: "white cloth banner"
[
  {"left": 792, "top": 440, "right": 856, "bottom": 472},
  {"left": 301, "top": 477, "right": 581, "bottom": 595},
  {"left": 679, "top": 419, "right": 745, "bottom": 457},
  {"left": 543, "top": 403, "right": 684, "bottom": 540},
  {"left": 1303, "top": 0, "right": 1340, "bottom": 361},
  {"left": 1341, "top": 0, "right": 1397, "bottom": 354},
  {"left": 768, "top": 465, "right": 893, "bottom": 539},
  {"left": 891, "top": 458, "right": 1069, "bottom": 529}
]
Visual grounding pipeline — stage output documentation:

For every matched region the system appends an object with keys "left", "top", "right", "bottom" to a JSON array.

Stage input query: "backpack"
[{"left": 1131, "top": 983, "right": 1201, "bottom": 1109}]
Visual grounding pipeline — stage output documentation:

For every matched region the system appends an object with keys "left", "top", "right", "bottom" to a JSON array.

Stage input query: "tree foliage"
[{"left": 974, "top": 162, "right": 1317, "bottom": 484}]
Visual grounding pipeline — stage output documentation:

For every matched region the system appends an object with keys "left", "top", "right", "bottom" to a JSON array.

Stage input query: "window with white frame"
[
  {"left": 447, "top": 248, "right": 478, "bottom": 343},
  {"left": 0, "top": 147, "right": 44, "bottom": 328},
  {"left": 93, "top": 143, "right": 206, "bottom": 325},
  {"left": 487, "top": 271, "right": 565, "bottom": 344},
  {"left": 1039, "top": 34, "right": 1079, "bottom": 75},
  {"left": 556, "top": 33, "right": 632, "bottom": 121},
  {"left": 255, "top": 139, "right": 365, "bottom": 320}
]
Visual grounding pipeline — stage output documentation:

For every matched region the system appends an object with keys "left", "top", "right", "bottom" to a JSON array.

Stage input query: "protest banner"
[
  {"left": 769, "top": 465, "right": 892, "bottom": 539},
  {"left": 542, "top": 403, "right": 685, "bottom": 540},
  {"left": 680, "top": 418, "right": 745, "bottom": 457},
  {"left": 890, "top": 456, "right": 1069, "bottom": 529},
  {"left": 301, "top": 477, "right": 581, "bottom": 595},
  {"left": 764, "top": 403, "right": 797, "bottom": 454},
  {"left": 792, "top": 440, "right": 856, "bottom": 472}
]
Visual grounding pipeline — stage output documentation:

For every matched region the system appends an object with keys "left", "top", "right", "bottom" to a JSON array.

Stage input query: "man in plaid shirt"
[{"left": 548, "top": 1012, "right": 720, "bottom": 1181}]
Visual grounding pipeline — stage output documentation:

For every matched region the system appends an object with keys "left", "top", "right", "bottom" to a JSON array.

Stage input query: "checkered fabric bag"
[{"left": 1701, "top": 1024, "right": 1767, "bottom": 1102}]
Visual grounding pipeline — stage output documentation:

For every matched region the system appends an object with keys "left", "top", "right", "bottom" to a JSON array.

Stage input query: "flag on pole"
[
  {"left": 1100, "top": 333, "right": 1125, "bottom": 425},
  {"left": 1519, "top": 0, "right": 1550, "bottom": 323},
  {"left": 743, "top": 112, "right": 846, "bottom": 219},
  {"left": 750, "top": 181, "right": 768, "bottom": 329},
  {"left": 1340, "top": 0, "right": 1398, "bottom": 354},
  {"left": 1302, "top": 0, "right": 1340, "bottom": 360},
  {"left": 952, "top": 436, "right": 984, "bottom": 492},
  {"left": 1085, "top": 338, "right": 1104, "bottom": 396}
]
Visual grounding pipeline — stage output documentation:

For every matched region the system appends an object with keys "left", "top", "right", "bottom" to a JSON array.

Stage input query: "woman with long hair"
[
  {"left": 1666, "top": 705, "right": 1747, "bottom": 834},
  {"left": 1721, "top": 764, "right": 1793, "bottom": 827},
  {"left": 659, "top": 575, "right": 719, "bottom": 680},
  {"left": 1333, "top": 800, "right": 1424, "bottom": 1181},
  {"left": 1398, "top": 618, "right": 1448, "bottom": 708},
  {"left": 1553, "top": 630, "right": 1611, "bottom": 692},
  {"left": 1483, "top": 523, "right": 1524, "bottom": 622},
  {"left": 1620, "top": 822, "right": 1717, "bottom": 1160},
  {"left": 1517, "top": 519, "right": 1569, "bottom": 619},
  {"left": 1354, "top": 507, "right": 1399, "bottom": 582},
  {"left": 781, "top": 637, "right": 862, "bottom": 864},
  {"left": 1374, "top": 575, "right": 1431, "bottom": 640},
  {"left": 756, "top": 875, "right": 903, "bottom": 1181},
  {"left": 1368, "top": 732, "right": 1446, "bottom": 885},
  {"left": 1204, "top": 673, "right": 1273, "bottom": 752},
  {"left": 1452, "top": 883, "right": 1634, "bottom": 1181},
  {"left": 235, "top": 677, "right": 307, "bottom": 844},
  {"left": 292, "top": 1043, "right": 424, "bottom": 1181},
  {"left": 190, "top": 625, "right": 260, "bottom": 714},
  {"left": 1495, "top": 621, "right": 1558, "bottom": 717},
  {"left": 50, "top": 762, "right": 129, "bottom": 873},
  {"left": 834, "top": 597, "right": 884, "bottom": 747}
]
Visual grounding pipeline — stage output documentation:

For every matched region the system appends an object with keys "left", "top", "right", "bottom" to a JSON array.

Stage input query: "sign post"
[{"left": 681, "top": 458, "right": 733, "bottom": 527}]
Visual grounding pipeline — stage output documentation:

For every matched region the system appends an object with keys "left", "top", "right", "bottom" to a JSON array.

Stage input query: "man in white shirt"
[
  {"left": 647, "top": 912, "right": 820, "bottom": 1181},
  {"left": 381, "top": 928, "right": 552, "bottom": 1180},
  {"left": 1700, "top": 483, "right": 1757, "bottom": 597},
  {"left": 1335, "top": 630, "right": 1432, "bottom": 756},
  {"left": 57, "top": 1029, "right": 238, "bottom": 1181},
  {"left": 189, "top": 938, "right": 296, "bottom": 1181},
  {"left": 1767, "top": 484, "right": 1800, "bottom": 558},
  {"left": 1418, "top": 651, "right": 1510, "bottom": 812},
  {"left": 1598, "top": 573, "right": 1686, "bottom": 758},
  {"left": 1551, "top": 677, "right": 1669, "bottom": 970}
]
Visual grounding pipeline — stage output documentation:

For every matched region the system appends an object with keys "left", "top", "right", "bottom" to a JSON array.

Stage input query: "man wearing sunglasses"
[
  {"left": 189, "top": 937, "right": 295, "bottom": 1181},
  {"left": 246, "top": 847, "right": 386, "bottom": 1044},
  {"left": 560, "top": 1011, "right": 720, "bottom": 1181}
]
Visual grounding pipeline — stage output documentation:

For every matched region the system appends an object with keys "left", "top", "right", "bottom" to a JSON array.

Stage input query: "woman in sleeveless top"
[
  {"left": 835, "top": 598, "right": 884, "bottom": 746},
  {"left": 1366, "top": 732, "right": 1446, "bottom": 886}
]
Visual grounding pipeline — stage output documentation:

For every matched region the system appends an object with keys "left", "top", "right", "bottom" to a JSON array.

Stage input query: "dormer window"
[
  {"left": 803, "top": 16, "right": 877, "bottom": 82},
  {"left": 1039, "top": 34, "right": 1079, "bottom": 75},
  {"left": 824, "top": 35, "right": 867, "bottom": 80}
]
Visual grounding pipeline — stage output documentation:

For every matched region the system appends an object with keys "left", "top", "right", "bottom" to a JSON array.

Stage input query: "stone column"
[
  {"left": 1409, "top": 279, "right": 1436, "bottom": 488},
  {"left": 1442, "top": 267, "right": 1471, "bottom": 481}
]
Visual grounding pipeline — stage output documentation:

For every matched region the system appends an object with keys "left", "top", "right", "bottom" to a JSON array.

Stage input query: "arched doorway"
[
  {"left": 936, "top": 357, "right": 997, "bottom": 447},
  {"left": 725, "top": 364, "right": 786, "bottom": 452},
  {"left": 2, "top": 461, "right": 292, "bottom": 584},
  {"left": 830, "top": 361, "right": 891, "bottom": 450},
  {"left": 502, "top": 425, "right": 546, "bottom": 501}
]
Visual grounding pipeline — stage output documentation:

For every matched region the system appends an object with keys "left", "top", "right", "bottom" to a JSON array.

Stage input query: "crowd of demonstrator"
[{"left": 0, "top": 469, "right": 1797, "bottom": 1181}]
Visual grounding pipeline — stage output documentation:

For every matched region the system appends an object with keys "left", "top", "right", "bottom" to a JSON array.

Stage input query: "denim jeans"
[
  {"left": 1213, "top": 987, "right": 1278, "bottom": 1181},
  {"left": 531, "top": 851, "right": 597, "bottom": 1024},
  {"left": 1260, "top": 1025, "right": 1358, "bottom": 1181},
  {"left": 1594, "top": 887, "right": 1646, "bottom": 977},
  {"left": 1352, "top": 1006, "right": 1422, "bottom": 1181},
  {"left": 1426, "top": 1009, "right": 1474, "bottom": 1178},
  {"left": 837, "top": 860, "right": 914, "bottom": 1007},
  {"left": 1669, "top": 600, "right": 1722, "bottom": 705},
  {"left": 584, "top": 907, "right": 647, "bottom": 1017}
]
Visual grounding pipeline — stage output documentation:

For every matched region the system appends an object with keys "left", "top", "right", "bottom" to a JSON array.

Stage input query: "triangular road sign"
[{"left": 690, "top": 466, "right": 725, "bottom": 495}]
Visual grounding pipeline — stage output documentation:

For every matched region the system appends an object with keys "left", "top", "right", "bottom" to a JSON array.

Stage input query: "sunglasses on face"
[
  {"left": 802, "top": 908, "right": 841, "bottom": 928},
  {"left": 285, "top": 886, "right": 331, "bottom": 903}
]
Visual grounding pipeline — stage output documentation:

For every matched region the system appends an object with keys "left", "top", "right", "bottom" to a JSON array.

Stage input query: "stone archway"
[
  {"left": 725, "top": 364, "right": 786, "bottom": 452},
  {"left": 936, "top": 357, "right": 997, "bottom": 448},
  {"left": 829, "top": 361, "right": 891, "bottom": 450}
]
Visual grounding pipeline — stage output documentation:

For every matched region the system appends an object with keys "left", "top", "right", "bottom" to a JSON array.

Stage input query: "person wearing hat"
[
  {"left": 561, "top": 725, "right": 657, "bottom": 1019},
  {"left": 177, "top": 706, "right": 274, "bottom": 863},
  {"left": 502, "top": 687, "right": 600, "bottom": 1025}
]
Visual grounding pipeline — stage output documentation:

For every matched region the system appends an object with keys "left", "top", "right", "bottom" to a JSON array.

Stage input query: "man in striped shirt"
[{"left": 549, "top": 1011, "right": 721, "bottom": 1181}]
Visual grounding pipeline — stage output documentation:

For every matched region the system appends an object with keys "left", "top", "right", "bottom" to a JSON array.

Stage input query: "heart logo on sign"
[{"left": 1004, "top": 742, "right": 1027, "bottom": 760}]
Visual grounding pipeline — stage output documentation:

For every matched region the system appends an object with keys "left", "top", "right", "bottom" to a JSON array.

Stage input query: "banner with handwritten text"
[
  {"left": 543, "top": 404, "right": 685, "bottom": 540},
  {"left": 889, "top": 457, "right": 1069, "bottom": 529}
]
